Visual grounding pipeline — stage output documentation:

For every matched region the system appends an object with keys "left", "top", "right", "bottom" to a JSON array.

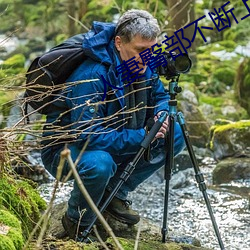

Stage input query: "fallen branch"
[{"left": 62, "top": 148, "right": 124, "bottom": 250}]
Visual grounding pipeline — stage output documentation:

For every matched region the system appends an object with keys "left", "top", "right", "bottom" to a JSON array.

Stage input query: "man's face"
[{"left": 115, "top": 35, "right": 157, "bottom": 74}]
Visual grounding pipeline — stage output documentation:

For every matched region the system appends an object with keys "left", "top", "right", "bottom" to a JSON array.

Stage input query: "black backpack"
[{"left": 24, "top": 34, "right": 87, "bottom": 115}]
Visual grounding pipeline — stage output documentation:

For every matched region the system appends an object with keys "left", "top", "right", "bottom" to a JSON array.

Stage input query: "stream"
[{"left": 38, "top": 155, "right": 250, "bottom": 250}]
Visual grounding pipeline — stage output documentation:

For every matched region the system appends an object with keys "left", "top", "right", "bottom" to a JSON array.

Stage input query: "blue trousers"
[{"left": 41, "top": 123, "right": 185, "bottom": 226}]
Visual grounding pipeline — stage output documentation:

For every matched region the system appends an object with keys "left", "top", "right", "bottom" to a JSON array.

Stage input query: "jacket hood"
[{"left": 82, "top": 21, "right": 116, "bottom": 65}]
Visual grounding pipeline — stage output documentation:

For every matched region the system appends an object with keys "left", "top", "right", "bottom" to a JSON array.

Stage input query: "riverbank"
[{"left": 38, "top": 155, "right": 250, "bottom": 250}]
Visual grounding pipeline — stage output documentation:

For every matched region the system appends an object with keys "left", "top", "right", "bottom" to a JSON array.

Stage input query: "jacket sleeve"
[{"left": 65, "top": 63, "right": 146, "bottom": 156}]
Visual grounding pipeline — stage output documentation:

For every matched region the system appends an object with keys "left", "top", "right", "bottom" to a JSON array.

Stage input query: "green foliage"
[
  {"left": 213, "top": 67, "right": 235, "bottom": 86},
  {"left": 1, "top": 54, "right": 25, "bottom": 69},
  {"left": 199, "top": 91, "right": 248, "bottom": 121},
  {"left": 192, "top": 39, "right": 242, "bottom": 95},
  {"left": 55, "top": 33, "right": 69, "bottom": 45},
  {"left": 0, "top": 54, "right": 26, "bottom": 86},
  {"left": 199, "top": 95, "right": 224, "bottom": 107}
]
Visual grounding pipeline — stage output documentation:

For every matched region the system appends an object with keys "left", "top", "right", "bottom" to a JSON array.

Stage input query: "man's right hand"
[{"left": 154, "top": 112, "right": 169, "bottom": 139}]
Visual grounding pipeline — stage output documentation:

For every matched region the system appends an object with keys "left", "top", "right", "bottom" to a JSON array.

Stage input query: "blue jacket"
[{"left": 44, "top": 21, "right": 170, "bottom": 156}]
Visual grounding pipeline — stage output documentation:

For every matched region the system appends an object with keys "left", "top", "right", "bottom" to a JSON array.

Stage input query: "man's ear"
[{"left": 115, "top": 36, "right": 122, "bottom": 51}]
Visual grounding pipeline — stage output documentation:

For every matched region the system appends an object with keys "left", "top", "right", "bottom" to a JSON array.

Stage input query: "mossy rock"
[
  {"left": 28, "top": 237, "right": 211, "bottom": 250},
  {"left": 209, "top": 120, "right": 250, "bottom": 160},
  {"left": 0, "top": 209, "right": 24, "bottom": 250},
  {"left": 213, "top": 157, "right": 250, "bottom": 184},
  {"left": 44, "top": 202, "right": 211, "bottom": 250},
  {"left": 0, "top": 174, "right": 47, "bottom": 239},
  {"left": 106, "top": 237, "right": 210, "bottom": 250}
]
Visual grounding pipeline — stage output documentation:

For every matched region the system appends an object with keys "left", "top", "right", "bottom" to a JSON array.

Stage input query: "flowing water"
[{"left": 38, "top": 156, "right": 250, "bottom": 250}]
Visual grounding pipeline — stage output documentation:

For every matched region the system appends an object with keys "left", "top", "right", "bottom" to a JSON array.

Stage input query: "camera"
[{"left": 156, "top": 52, "right": 192, "bottom": 79}]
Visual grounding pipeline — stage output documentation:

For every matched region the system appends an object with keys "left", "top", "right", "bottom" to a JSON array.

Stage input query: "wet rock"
[
  {"left": 209, "top": 120, "right": 250, "bottom": 160},
  {"left": 170, "top": 168, "right": 193, "bottom": 189},
  {"left": 213, "top": 157, "right": 250, "bottom": 184},
  {"left": 46, "top": 202, "right": 210, "bottom": 250}
]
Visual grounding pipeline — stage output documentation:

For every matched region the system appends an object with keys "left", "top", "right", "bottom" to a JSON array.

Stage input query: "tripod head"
[{"left": 168, "top": 76, "right": 182, "bottom": 100}]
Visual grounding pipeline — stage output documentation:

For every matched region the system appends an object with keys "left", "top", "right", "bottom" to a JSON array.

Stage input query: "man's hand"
[{"left": 154, "top": 111, "right": 169, "bottom": 139}]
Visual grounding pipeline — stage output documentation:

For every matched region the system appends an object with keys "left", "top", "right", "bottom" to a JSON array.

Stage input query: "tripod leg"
[
  {"left": 177, "top": 112, "right": 225, "bottom": 250},
  {"left": 81, "top": 112, "right": 168, "bottom": 240},
  {"left": 162, "top": 114, "right": 175, "bottom": 243}
]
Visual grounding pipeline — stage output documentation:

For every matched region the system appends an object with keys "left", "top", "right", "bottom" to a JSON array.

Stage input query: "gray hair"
[{"left": 115, "top": 9, "right": 160, "bottom": 43}]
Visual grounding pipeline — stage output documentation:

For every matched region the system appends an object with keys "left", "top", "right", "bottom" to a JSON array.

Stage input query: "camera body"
[{"left": 156, "top": 52, "right": 192, "bottom": 80}]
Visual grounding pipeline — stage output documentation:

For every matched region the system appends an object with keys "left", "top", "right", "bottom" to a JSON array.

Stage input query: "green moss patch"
[
  {"left": 209, "top": 120, "right": 250, "bottom": 156},
  {"left": 0, "top": 209, "right": 23, "bottom": 250},
  {"left": 106, "top": 237, "right": 210, "bottom": 250},
  {"left": 0, "top": 174, "right": 47, "bottom": 239}
]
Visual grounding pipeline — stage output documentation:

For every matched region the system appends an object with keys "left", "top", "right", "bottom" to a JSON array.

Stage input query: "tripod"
[
  {"left": 81, "top": 110, "right": 168, "bottom": 241},
  {"left": 161, "top": 77, "right": 225, "bottom": 249},
  {"left": 82, "top": 77, "right": 225, "bottom": 249}
]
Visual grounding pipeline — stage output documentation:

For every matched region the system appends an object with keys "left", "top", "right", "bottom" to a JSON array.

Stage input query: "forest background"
[{"left": 0, "top": 0, "right": 250, "bottom": 126}]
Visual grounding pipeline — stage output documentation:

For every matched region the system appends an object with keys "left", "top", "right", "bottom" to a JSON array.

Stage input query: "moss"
[
  {"left": 0, "top": 209, "right": 21, "bottom": 229},
  {"left": 0, "top": 54, "right": 26, "bottom": 80},
  {"left": 199, "top": 91, "right": 249, "bottom": 122},
  {"left": 209, "top": 120, "right": 250, "bottom": 151},
  {"left": 0, "top": 235, "right": 16, "bottom": 250},
  {"left": 213, "top": 120, "right": 250, "bottom": 133},
  {"left": 106, "top": 237, "right": 209, "bottom": 250},
  {"left": 199, "top": 95, "right": 224, "bottom": 107},
  {"left": 0, "top": 174, "right": 47, "bottom": 239},
  {"left": 0, "top": 209, "right": 24, "bottom": 249},
  {"left": 7, "top": 228, "right": 24, "bottom": 249}
]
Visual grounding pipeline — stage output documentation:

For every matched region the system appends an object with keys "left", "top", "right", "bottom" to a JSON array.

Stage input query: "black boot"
[
  {"left": 61, "top": 213, "right": 97, "bottom": 242},
  {"left": 103, "top": 193, "right": 140, "bottom": 225}
]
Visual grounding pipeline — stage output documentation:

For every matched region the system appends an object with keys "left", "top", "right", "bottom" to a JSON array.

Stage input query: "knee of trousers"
[
  {"left": 77, "top": 150, "right": 117, "bottom": 182},
  {"left": 174, "top": 123, "right": 186, "bottom": 155}
]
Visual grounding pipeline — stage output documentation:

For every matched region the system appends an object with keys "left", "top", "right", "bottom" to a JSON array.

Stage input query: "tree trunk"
[
  {"left": 167, "top": 0, "right": 196, "bottom": 61},
  {"left": 78, "top": 0, "right": 88, "bottom": 20},
  {"left": 67, "top": 0, "right": 77, "bottom": 36}
]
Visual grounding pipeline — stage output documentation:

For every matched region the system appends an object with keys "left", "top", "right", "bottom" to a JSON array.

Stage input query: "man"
[{"left": 41, "top": 9, "right": 185, "bottom": 241}]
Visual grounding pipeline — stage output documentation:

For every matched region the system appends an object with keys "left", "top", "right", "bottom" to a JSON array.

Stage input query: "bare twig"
[
  {"left": 93, "top": 225, "right": 110, "bottom": 250},
  {"left": 134, "top": 220, "right": 142, "bottom": 250},
  {"left": 68, "top": 14, "right": 90, "bottom": 31},
  {"left": 61, "top": 148, "right": 124, "bottom": 250}
]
